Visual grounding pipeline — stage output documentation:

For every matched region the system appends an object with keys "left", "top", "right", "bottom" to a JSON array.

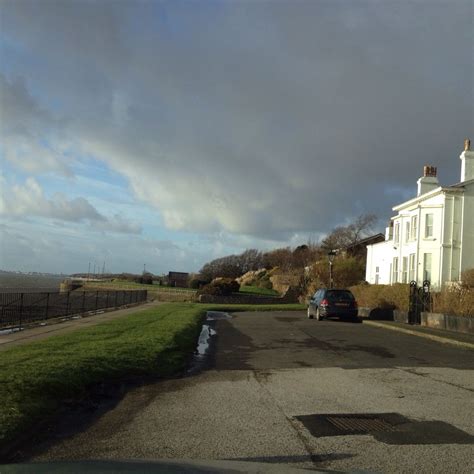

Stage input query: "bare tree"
[{"left": 321, "top": 213, "right": 377, "bottom": 251}]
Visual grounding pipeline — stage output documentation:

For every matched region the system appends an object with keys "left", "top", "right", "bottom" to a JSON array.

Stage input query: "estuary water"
[{"left": 0, "top": 273, "right": 66, "bottom": 292}]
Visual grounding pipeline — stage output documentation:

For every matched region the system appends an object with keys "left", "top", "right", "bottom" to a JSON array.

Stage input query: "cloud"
[
  {"left": 94, "top": 214, "right": 142, "bottom": 235},
  {"left": 0, "top": 74, "right": 74, "bottom": 177},
  {"left": 0, "top": 177, "right": 141, "bottom": 234},
  {"left": 1, "top": 0, "right": 472, "bottom": 245},
  {"left": 0, "top": 221, "right": 189, "bottom": 275}
]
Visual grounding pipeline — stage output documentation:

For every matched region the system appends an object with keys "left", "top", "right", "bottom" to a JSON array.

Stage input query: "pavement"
[
  {"left": 0, "top": 301, "right": 161, "bottom": 351},
  {"left": 16, "top": 310, "right": 474, "bottom": 473},
  {"left": 363, "top": 319, "right": 474, "bottom": 350}
]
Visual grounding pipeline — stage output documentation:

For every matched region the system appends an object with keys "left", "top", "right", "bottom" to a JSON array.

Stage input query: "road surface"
[{"left": 22, "top": 311, "right": 474, "bottom": 473}]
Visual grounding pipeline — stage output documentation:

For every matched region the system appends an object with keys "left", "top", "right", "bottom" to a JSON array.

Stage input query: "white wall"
[
  {"left": 366, "top": 241, "right": 393, "bottom": 284},
  {"left": 460, "top": 182, "right": 474, "bottom": 275}
]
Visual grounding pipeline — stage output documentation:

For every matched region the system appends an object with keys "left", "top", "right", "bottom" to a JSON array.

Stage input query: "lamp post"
[{"left": 328, "top": 250, "right": 337, "bottom": 289}]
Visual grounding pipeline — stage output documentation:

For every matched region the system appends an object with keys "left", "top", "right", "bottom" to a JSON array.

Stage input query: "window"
[
  {"left": 375, "top": 266, "right": 379, "bottom": 284},
  {"left": 409, "top": 253, "right": 416, "bottom": 282},
  {"left": 402, "top": 256, "right": 408, "bottom": 283},
  {"left": 392, "top": 257, "right": 399, "bottom": 283},
  {"left": 405, "top": 222, "right": 410, "bottom": 243},
  {"left": 423, "top": 253, "right": 432, "bottom": 281},
  {"left": 410, "top": 216, "right": 417, "bottom": 240},
  {"left": 394, "top": 222, "right": 400, "bottom": 244},
  {"left": 425, "top": 213, "right": 433, "bottom": 238}
]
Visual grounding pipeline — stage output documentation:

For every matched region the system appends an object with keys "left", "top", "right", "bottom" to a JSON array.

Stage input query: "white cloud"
[
  {"left": 94, "top": 214, "right": 142, "bottom": 235},
  {"left": 0, "top": 177, "right": 141, "bottom": 234}
]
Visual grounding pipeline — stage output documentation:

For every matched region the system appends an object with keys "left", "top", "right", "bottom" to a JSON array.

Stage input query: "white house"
[{"left": 366, "top": 140, "right": 474, "bottom": 289}]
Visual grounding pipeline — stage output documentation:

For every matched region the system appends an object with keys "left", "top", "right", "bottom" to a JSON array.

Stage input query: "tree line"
[{"left": 199, "top": 214, "right": 377, "bottom": 282}]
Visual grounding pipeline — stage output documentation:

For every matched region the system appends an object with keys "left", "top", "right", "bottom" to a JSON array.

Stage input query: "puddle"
[
  {"left": 187, "top": 311, "right": 231, "bottom": 375},
  {"left": 205, "top": 311, "right": 232, "bottom": 321},
  {"left": 0, "top": 326, "right": 23, "bottom": 335}
]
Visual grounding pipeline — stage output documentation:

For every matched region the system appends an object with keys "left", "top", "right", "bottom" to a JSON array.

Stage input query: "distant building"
[
  {"left": 168, "top": 271, "right": 189, "bottom": 288},
  {"left": 342, "top": 233, "right": 385, "bottom": 259},
  {"left": 366, "top": 140, "right": 474, "bottom": 289}
]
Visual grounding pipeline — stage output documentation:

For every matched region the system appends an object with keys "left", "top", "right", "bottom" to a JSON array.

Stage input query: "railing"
[{"left": 0, "top": 290, "right": 148, "bottom": 330}]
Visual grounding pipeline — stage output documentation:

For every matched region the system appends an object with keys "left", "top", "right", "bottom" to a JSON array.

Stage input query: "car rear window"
[{"left": 326, "top": 290, "right": 354, "bottom": 300}]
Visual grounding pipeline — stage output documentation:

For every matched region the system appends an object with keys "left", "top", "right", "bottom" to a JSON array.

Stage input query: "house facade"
[{"left": 366, "top": 140, "right": 474, "bottom": 289}]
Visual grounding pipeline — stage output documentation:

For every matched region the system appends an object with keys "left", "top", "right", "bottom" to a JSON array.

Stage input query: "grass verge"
[
  {"left": 0, "top": 302, "right": 304, "bottom": 450},
  {"left": 239, "top": 285, "right": 280, "bottom": 296},
  {"left": 0, "top": 303, "right": 204, "bottom": 449},
  {"left": 85, "top": 280, "right": 196, "bottom": 292}
]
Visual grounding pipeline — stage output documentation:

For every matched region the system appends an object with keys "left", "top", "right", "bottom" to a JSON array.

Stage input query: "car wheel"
[
  {"left": 307, "top": 307, "right": 313, "bottom": 319},
  {"left": 315, "top": 307, "right": 322, "bottom": 321}
]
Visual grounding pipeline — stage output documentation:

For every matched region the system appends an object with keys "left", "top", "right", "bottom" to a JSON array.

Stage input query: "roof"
[
  {"left": 393, "top": 185, "right": 464, "bottom": 212},
  {"left": 344, "top": 233, "right": 385, "bottom": 249},
  {"left": 168, "top": 271, "right": 189, "bottom": 277},
  {"left": 448, "top": 177, "right": 474, "bottom": 188}
]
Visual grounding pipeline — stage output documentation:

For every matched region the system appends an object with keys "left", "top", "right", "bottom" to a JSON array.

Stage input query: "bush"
[
  {"left": 189, "top": 278, "right": 209, "bottom": 289},
  {"left": 349, "top": 284, "right": 410, "bottom": 311},
  {"left": 198, "top": 278, "right": 240, "bottom": 296},
  {"left": 256, "top": 274, "right": 273, "bottom": 290},
  {"left": 307, "top": 256, "right": 365, "bottom": 291},
  {"left": 134, "top": 273, "right": 153, "bottom": 285},
  {"left": 349, "top": 283, "right": 474, "bottom": 317},
  {"left": 461, "top": 268, "right": 474, "bottom": 288},
  {"left": 432, "top": 286, "right": 474, "bottom": 317}
]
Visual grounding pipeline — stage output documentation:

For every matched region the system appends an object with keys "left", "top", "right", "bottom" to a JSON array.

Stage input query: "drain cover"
[
  {"left": 296, "top": 413, "right": 408, "bottom": 437},
  {"left": 296, "top": 413, "right": 474, "bottom": 445}
]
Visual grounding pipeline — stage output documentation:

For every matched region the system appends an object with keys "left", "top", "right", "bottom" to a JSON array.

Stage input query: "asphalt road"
[{"left": 23, "top": 311, "right": 474, "bottom": 473}]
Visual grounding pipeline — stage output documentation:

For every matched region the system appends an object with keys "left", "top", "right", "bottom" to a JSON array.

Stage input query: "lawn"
[
  {"left": 239, "top": 285, "right": 280, "bottom": 296},
  {"left": 85, "top": 279, "right": 197, "bottom": 292},
  {"left": 0, "top": 302, "right": 305, "bottom": 449}
]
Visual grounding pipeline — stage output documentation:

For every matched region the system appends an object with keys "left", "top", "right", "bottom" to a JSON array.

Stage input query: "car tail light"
[
  {"left": 351, "top": 300, "right": 358, "bottom": 309},
  {"left": 320, "top": 298, "right": 329, "bottom": 307}
]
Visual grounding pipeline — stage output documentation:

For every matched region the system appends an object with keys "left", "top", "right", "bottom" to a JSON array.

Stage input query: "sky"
[{"left": 0, "top": 0, "right": 472, "bottom": 275}]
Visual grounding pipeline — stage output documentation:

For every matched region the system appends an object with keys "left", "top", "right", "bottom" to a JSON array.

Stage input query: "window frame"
[
  {"left": 410, "top": 215, "right": 417, "bottom": 240},
  {"left": 423, "top": 253, "right": 432, "bottom": 281},
  {"left": 425, "top": 213, "right": 434, "bottom": 238},
  {"left": 402, "top": 256, "right": 408, "bottom": 283},
  {"left": 409, "top": 253, "right": 416, "bottom": 282},
  {"left": 392, "top": 257, "right": 399, "bottom": 283},
  {"left": 394, "top": 222, "right": 400, "bottom": 244}
]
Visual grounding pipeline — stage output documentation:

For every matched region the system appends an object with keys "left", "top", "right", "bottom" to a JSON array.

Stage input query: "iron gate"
[{"left": 408, "top": 280, "right": 431, "bottom": 325}]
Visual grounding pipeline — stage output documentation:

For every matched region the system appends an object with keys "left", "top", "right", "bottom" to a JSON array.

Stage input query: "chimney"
[
  {"left": 417, "top": 165, "right": 439, "bottom": 196},
  {"left": 460, "top": 138, "right": 474, "bottom": 182}
]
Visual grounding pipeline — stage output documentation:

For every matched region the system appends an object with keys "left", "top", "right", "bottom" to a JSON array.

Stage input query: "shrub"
[
  {"left": 432, "top": 286, "right": 474, "bottom": 317},
  {"left": 189, "top": 278, "right": 209, "bottom": 289},
  {"left": 198, "top": 278, "right": 240, "bottom": 296},
  {"left": 307, "top": 256, "right": 365, "bottom": 292},
  {"left": 349, "top": 284, "right": 410, "bottom": 311},
  {"left": 461, "top": 268, "right": 474, "bottom": 288}
]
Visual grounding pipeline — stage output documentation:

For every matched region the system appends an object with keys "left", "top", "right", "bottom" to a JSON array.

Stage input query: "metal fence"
[{"left": 0, "top": 290, "right": 148, "bottom": 330}]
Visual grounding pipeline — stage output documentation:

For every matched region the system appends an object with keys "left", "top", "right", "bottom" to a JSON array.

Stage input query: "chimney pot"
[
  {"left": 423, "top": 165, "right": 437, "bottom": 177},
  {"left": 465, "top": 138, "right": 471, "bottom": 151}
]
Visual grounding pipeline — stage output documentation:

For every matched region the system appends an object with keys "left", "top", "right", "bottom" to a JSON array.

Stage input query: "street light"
[{"left": 328, "top": 250, "right": 337, "bottom": 289}]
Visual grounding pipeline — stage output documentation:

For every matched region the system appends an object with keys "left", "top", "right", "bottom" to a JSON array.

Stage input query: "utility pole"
[
  {"left": 87, "top": 262, "right": 91, "bottom": 280},
  {"left": 143, "top": 263, "right": 146, "bottom": 275}
]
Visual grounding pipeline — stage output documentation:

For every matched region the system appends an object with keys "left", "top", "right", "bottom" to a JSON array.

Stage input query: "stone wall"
[
  {"left": 198, "top": 287, "right": 299, "bottom": 305},
  {"left": 358, "top": 307, "right": 394, "bottom": 321},
  {"left": 421, "top": 312, "right": 474, "bottom": 334}
]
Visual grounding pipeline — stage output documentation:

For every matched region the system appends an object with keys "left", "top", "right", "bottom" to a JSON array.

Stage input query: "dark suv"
[{"left": 307, "top": 288, "right": 358, "bottom": 320}]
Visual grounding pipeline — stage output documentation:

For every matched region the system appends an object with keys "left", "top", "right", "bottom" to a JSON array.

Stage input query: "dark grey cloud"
[
  {"left": 0, "top": 74, "right": 73, "bottom": 176},
  {"left": 1, "top": 0, "right": 472, "bottom": 241}
]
